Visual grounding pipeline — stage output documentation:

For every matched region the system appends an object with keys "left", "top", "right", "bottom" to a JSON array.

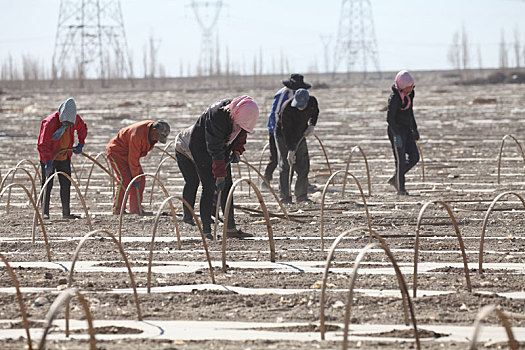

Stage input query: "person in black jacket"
[
  {"left": 274, "top": 88, "right": 319, "bottom": 203},
  {"left": 263, "top": 74, "right": 311, "bottom": 188},
  {"left": 189, "top": 96, "right": 259, "bottom": 239},
  {"left": 386, "top": 70, "right": 420, "bottom": 195}
]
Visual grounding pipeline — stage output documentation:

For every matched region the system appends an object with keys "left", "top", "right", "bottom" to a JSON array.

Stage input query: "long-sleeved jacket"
[
  {"left": 106, "top": 120, "right": 156, "bottom": 179},
  {"left": 275, "top": 96, "right": 319, "bottom": 150},
  {"left": 37, "top": 111, "right": 87, "bottom": 163},
  {"left": 386, "top": 84, "right": 417, "bottom": 136},
  {"left": 267, "top": 87, "right": 293, "bottom": 135},
  {"left": 175, "top": 125, "right": 194, "bottom": 161},
  {"left": 189, "top": 99, "right": 247, "bottom": 166}
]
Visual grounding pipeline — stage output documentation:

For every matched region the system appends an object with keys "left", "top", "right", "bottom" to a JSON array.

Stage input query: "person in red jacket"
[
  {"left": 106, "top": 120, "right": 170, "bottom": 215},
  {"left": 37, "top": 98, "right": 88, "bottom": 219}
]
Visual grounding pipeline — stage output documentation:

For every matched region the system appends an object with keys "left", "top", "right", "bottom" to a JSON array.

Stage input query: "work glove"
[
  {"left": 212, "top": 160, "right": 227, "bottom": 178},
  {"left": 231, "top": 151, "right": 241, "bottom": 164},
  {"left": 44, "top": 160, "right": 53, "bottom": 177},
  {"left": 412, "top": 129, "right": 420, "bottom": 141},
  {"left": 215, "top": 177, "right": 225, "bottom": 192},
  {"left": 287, "top": 150, "right": 296, "bottom": 164},
  {"left": 394, "top": 135, "right": 403, "bottom": 148},
  {"left": 303, "top": 125, "right": 315, "bottom": 137},
  {"left": 73, "top": 143, "right": 84, "bottom": 154},
  {"left": 133, "top": 180, "right": 141, "bottom": 189}
]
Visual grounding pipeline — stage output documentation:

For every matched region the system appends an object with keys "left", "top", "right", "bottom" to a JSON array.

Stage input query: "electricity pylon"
[
  {"left": 52, "top": 0, "right": 131, "bottom": 87},
  {"left": 190, "top": 1, "right": 223, "bottom": 76},
  {"left": 332, "top": 0, "right": 381, "bottom": 80}
]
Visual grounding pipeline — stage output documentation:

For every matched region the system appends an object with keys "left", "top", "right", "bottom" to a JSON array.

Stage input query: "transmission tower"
[
  {"left": 320, "top": 35, "right": 332, "bottom": 74},
  {"left": 52, "top": 0, "right": 131, "bottom": 87},
  {"left": 332, "top": 0, "right": 381, "bottom": 79},
  {"left": 190, "top": 1, "right": 223, "bottom": 76}
]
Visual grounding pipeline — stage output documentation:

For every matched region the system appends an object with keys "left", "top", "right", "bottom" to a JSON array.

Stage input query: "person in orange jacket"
[
  {"left": 106, "top": 120, "right": 170, "bottom": 215},
  {"left": 37, "top": 98, "right": 87, "bottom": 219}
]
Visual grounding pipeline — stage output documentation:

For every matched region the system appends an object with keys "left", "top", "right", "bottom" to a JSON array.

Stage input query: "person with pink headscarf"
[
  {"left": 188, "top": 96, "right": 259, "bottom": 239},
  {"left": 386, "top": 70, "right": 420, "bottom": 195}
]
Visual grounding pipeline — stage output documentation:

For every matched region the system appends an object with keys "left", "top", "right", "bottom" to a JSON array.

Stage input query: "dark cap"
[
  {"left": 153, "top": 120, "right": 170, "bottom": 143},
  {"left": 291, "top": 89, "right": 310, "bottom": 109}
]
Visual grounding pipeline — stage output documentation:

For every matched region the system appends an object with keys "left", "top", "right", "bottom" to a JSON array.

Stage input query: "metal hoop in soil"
[
  {"left": 147, "top": 195, "right": 215, "bottom": 293},
  {"left": 153, "top": 144, "right": 178, "bottom": 164},
  {"left": 38, "top": 288, "right": 96, "bottom": 350},
  {"left": 320, "top": 170, "right": 372, "bottom": 251},
  {"left": 117, "top": 173, "right": 178, "bottom": 246},
  {"left": 288, "top": 135, "right": 333, "bottom": 198},
  {"left": 149, "top": 157, "right": 173, "bottom": 205},
  {"left": 32, "top": 171, "right": 93, "bottom": 242},
  {"left": 319, "top": 227, "right": 420, "bottom": 350},
  {"left": 80, "top": 152, "right": 115, "bottom": 200},
  {"left": 342, "top": 145, "right": 372, "bottom": 197},
  {"left": 313, "top": 134, "right": 333, "bottom": 180},
  {"left": 67, "top": 229, "right": 142, "bottom": 335},
  {"left": 469, "top": 305, "right": 518, "bottom": 350},
  {"left": 257, "top": 141, "right": 270, "bottom": 174},
  {"left": 82, "top": 152, "right": 123, "bottom": 207},
  {"left": 239, "top": 159, "right": 290, "bottom": 221},
  {"left": 150, "top": 143, "right": 178, "bottom": 206},
  {"left": 479, "top": 191, "right": 525, "bottom": 276},
  {"left": 81, "top": 152, "right": 122, "bottom": 188},
  {"left": 221, "top": 178, "right": 276, "bottom": 272},
  {"left": 0, "top": 166, "right": 38, "bottom": 213},
  {"left": 5, "top": 160, "right": 41, "bottom": 210},
  {"left": 413, "top": 200, "right": 471, "bottom": 298},
  {"left": 15, "top": 159, "right": 42, "bottom": 184},
  {"left": 0, "top": 253, "right": 33, "bottom": 350},
  {"left": 1, "top": 183, "right": 50, "bottom": 261},
  {"left": 497, "top": 134, "right": 525, "bottom": 184},
  {"left": 235, "top": 158, "right": 245, "bottom": 193}
]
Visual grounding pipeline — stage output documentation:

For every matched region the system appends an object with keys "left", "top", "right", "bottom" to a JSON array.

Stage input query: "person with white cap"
[
  {"left": 188, "top": 96, "right": 259, "bottom": 240},
  {"left": 274, "top": 88, "right": 319, "bottom": 204},
  {"left": 106, "top": 120, "right": 170, "bottom": 215},
  {"left": 37, "top": 98, "right": 88, "bottom": 219},
  {"left": 386, "top": 70, "right": 420, "bottom": 195},
  {"left": 263, "top": 74, "right": 311, "bottom": 188}
]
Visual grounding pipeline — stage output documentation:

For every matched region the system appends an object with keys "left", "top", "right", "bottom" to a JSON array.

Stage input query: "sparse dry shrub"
[{"left": 487, "top": 72, "right": 506, "bottom": 84}]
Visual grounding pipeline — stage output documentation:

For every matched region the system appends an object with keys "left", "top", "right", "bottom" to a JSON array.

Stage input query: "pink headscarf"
[
  {"left": 223, "top": 95, "right": 259, "bottom": 145},
  {"left": 394, "top": 70, "right": 414, "bottom": 111}
]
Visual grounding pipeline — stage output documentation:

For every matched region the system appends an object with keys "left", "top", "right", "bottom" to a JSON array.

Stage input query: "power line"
[
  {"left": 333, "top": 0, "right": 381, "bottom": 79},
  {"left": 52, "top": 0, "right": 131, "bottom": 87},
  {"left": 189, "top": 0, "right": 223, "bottom": 76}
]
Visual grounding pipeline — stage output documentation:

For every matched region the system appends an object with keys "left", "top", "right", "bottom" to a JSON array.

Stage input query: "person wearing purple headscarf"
[{"left": 386, "top": 70, "right": 420, "bottom": 195}]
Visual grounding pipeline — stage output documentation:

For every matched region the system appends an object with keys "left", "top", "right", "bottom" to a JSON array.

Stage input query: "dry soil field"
[{"left": 0, "top": 72, "right": 524, "bottom": 349}]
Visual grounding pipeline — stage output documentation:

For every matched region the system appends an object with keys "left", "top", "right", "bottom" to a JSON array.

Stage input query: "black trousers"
[
  {"left": 193, "top": 158, "right": 235, "bottom": 234},
  {"left": 40, "top": 158, "right": 72, "bottom": 215},
  {"left": 387, "top": 126, "right": 419, "bottom": 191},
  {"left": 275, "top": 133, "right": 309, "bottom": 202},
  {"left": 263, "top": 132, "right": 278, "bottom": 181},
  {"left": 176, "top": 151, "right": 199, "bottom": 221}
]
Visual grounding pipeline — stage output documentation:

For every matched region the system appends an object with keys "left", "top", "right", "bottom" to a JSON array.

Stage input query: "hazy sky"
[{"left": 1, "top": 0, "right": 525, "bottom": 77}]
